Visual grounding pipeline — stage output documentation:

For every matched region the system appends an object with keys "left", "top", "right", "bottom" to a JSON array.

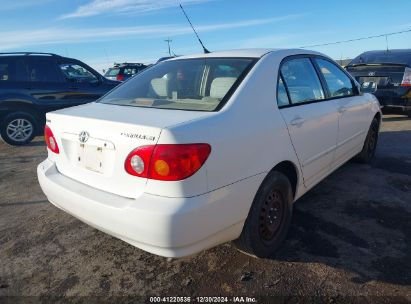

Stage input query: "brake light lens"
[
  {"left": 401, "top": 67, "right": 411, "bottom": 87},
  {"left": 116, "top": 74, "right": 124, "bottom": 81},
  {"left": 125, "top": 145, "right": 154, "bottom": 177},
  {"left": 44, "top": 125, "right": 59, "bottom": 154},
  {"left": 125, "top": 144, "right": 211, "bottom": 181}
]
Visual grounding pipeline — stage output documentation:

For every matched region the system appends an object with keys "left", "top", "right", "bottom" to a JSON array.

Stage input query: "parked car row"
[{"left": 1, "top": 49, "right": 410, "bottom": 147}]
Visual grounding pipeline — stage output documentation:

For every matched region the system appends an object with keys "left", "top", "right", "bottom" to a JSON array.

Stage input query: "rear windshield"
[
  {"left": 99, "top": 58, "right": 255, "bottom": 111},
  {"left": 105, "top": 68, "right": 120, "bottom": 77},
  {"left": 349, "top": 51, "right": 411, "bottom": 67},
  {"left": 123, "top": 66, "right": 146, "bottom": 75}
]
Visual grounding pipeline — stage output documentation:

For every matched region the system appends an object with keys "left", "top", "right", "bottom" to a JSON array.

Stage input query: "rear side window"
[
  {"left": 277, "top": 77, "right": 290, "bottom": 107},
  {"left": 16, "top": 58, "right": 63, "bottom": 83},
  {"left": 0, "top": 60, "right": 12, "bottom": 81},
  {"left": 315, "top": 59, "right": 354, "bottom": 97},
  {"left": 280, "top": 58, "right": 325, "bottom": 104}
]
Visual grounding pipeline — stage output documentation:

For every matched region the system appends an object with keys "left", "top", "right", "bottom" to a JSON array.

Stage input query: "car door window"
[
  {"left": 315, "top": 58, "right": 354, "bottom": 97},
  {"left": 280, "top": 58, "right": 325, "bottom": 104},
  {"left": 59, "top": 63, "right": 97, "bottom": 83},
  {"left": 277, "top": 77, "right": 290, "bottom": 106},
  {"left": 0, "top": 59, "right": 13, "bottom": 81},
  {"left": 16, "top": 59, "right": 63, "bottom": 83}
]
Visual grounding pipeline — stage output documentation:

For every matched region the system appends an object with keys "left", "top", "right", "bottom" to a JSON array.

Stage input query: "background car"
[
  {"left": 104, "top": 62, "right": 147, "bottom": 81},
  {"left": 0, "top": 52, "right": 119, "bottom": 146},
  {"left": 346, "top": 49, "right": 411, "bottom": 118}
]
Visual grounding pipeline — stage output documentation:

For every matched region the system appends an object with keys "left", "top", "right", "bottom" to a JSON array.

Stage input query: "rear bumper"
[{"left": 37, "top": 159, "right": 264, "bottom": 257}]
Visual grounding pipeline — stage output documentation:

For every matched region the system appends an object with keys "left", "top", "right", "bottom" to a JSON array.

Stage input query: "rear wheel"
[
  {"left": 355, "top": 117, "right": 379, "bottom": 163},
  {"left": 407, "top": 110, "right": 411, "bottom": 118},
  {"left": 0, "top": 112, "right": 37, "bottom": 146},
  {"left": 234, "top": 171, "right": 293, "bottom": 258}
]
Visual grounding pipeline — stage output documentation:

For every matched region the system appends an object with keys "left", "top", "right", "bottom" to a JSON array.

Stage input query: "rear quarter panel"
[{"left": 145, "top": 51, "right": 303, "bottom": 200}]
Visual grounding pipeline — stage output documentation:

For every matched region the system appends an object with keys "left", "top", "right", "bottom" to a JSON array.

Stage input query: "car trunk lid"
[
  {"left": 346, "top": 64, "right": 410, "bottom": 106},
  {"left": 346, "top": 64, "right": 407, "bottom": 89},
  {"left": 46, "top": 102, "right": 212, "bottom": 199}
]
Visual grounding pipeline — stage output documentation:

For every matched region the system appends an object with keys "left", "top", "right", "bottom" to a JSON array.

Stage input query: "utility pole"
[{"left": 165, "top": 38, "right": 172, "bottom": 56}]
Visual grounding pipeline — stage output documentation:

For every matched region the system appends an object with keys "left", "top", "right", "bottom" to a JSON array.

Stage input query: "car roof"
[
  {"left": 358, "top": 49, "right": 411, "bottom": 55},
  {"left": 0, "top": 53, "right": 79, "bottom": 63},
  {"left": 349, "top": 49, "right": 411, "bottom": 66},
  {"left": 169, "top": 48, "right": 324, "bottom": 60},
  {"left": 112, "top": 63, "right": 146, "bottom": 67}
]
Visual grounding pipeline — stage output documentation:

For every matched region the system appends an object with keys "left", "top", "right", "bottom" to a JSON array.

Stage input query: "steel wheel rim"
[
  {"left": 258, "top": 189, "right": 285, "bottom": 241},
  {"left": 6, "top": 118, "right": 33, "bottom": 142}
]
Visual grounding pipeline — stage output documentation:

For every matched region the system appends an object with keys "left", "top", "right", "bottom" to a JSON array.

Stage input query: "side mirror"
[{"left": 360, "top": 81, "right": 378, "bottom": 94}]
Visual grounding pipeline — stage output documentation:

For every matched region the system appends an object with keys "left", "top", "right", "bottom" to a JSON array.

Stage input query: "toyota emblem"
[
  {"left": 368, "top": 72, "right": 376, "bottom": 76},
  {"left": 79, "top": 131, "right": 90, "bottom": 143}
]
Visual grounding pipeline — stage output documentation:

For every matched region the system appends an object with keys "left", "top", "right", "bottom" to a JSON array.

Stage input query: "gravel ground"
[{"left": 0, "top": 114, "right": 410, "bottom": 303}]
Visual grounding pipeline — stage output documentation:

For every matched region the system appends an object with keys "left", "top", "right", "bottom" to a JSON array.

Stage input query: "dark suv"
[
  {"left": 104, "top": 63, "right": 147, "bottom": 82},
  {"left": 346, "top": 49, "right": 411, "bottom": 117},
  {"left": 0, "top": 52, "right": 119, "bottom": 145}
]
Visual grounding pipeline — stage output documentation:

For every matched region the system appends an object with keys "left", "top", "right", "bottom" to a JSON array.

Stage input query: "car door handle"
[
  {"left": 290, "top": 116, "right": 305, "bottom": 127},
  {"left": 338, "top": 105, "right": 348, "bottom": 113}
]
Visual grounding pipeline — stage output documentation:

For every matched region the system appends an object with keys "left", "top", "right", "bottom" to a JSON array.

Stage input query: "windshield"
[{"left": 99, "top": 58, "right": 255, "bottom": 111}]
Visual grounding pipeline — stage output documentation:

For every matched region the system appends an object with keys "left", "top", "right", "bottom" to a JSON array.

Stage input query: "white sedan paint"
[{"left": 37, "top": 49, "right": 381, "bottom": 257}]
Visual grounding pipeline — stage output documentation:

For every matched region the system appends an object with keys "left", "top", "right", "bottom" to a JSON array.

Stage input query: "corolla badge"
[{"left": 79, "top": 131, "right": 90, "bottom": 143}]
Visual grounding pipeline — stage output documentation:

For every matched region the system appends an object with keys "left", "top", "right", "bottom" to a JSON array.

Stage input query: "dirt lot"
[{"left": 0, "top": 115, "right": 410, "bottom": 303}]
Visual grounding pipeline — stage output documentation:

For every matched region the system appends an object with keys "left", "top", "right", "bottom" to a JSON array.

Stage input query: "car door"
[
  {"left": 314, "top": 58, "right": 371, "bottom": 168},
  {"left": 57, "top": 62, "right": 104, "bottom": 105},
  {"left": 15, "top": 57, "right": 69, "bottom": 114},
  {"left": 278, "top": 57, "right": 339, "bottom": 188}
]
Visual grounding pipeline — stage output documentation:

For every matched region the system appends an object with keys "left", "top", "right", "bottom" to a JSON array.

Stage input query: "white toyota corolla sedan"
[{"left": 38, "top": 49, "right": 381, "bottom": 258}]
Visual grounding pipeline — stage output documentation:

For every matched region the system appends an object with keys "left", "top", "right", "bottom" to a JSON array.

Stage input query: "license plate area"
[
  {"left": 77, "top": 143, "right": 104, "bottom": 173},
  {"left": 359, "top": 76, "right": 388, "bottom": 86}
]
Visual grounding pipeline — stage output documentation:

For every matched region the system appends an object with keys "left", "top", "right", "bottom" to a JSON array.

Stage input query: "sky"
[{"left": 1, "top": 0, "right": 411, "bottom": 73}]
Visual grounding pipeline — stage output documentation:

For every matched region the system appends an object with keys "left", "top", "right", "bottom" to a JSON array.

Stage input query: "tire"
[
  {"left": 355, "top": 117, "right": 379, "bottom": 163},
  {"left": 407, "top": 111, "right": 411, "bottom": 118},
  {"left": 234, "top": 171, "right": 293, "bottom": 258},
  {"left": 0, "top": 111, "right": 37, "bottom": 146}
]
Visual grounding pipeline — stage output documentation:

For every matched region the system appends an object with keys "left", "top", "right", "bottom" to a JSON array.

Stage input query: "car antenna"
[
  {"left": 179, "top": 4, "right": 210, "bottom": 54},
  {"left": 165, "top": 37, "right": 173, "bottom": 56}
]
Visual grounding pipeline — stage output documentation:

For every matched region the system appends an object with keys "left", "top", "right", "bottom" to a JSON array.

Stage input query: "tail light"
[
  {"left": 44, "top": 125, "right": 59, "bottom": 154},
  {"left": 125, "top": 144, "right": 211, "bottom": 181},
  {"left": 401, "top": 67, "right": 411, "bottom": 87},
  {"left": 116, "top": 74, "right": 124, "bottom": 81}
]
